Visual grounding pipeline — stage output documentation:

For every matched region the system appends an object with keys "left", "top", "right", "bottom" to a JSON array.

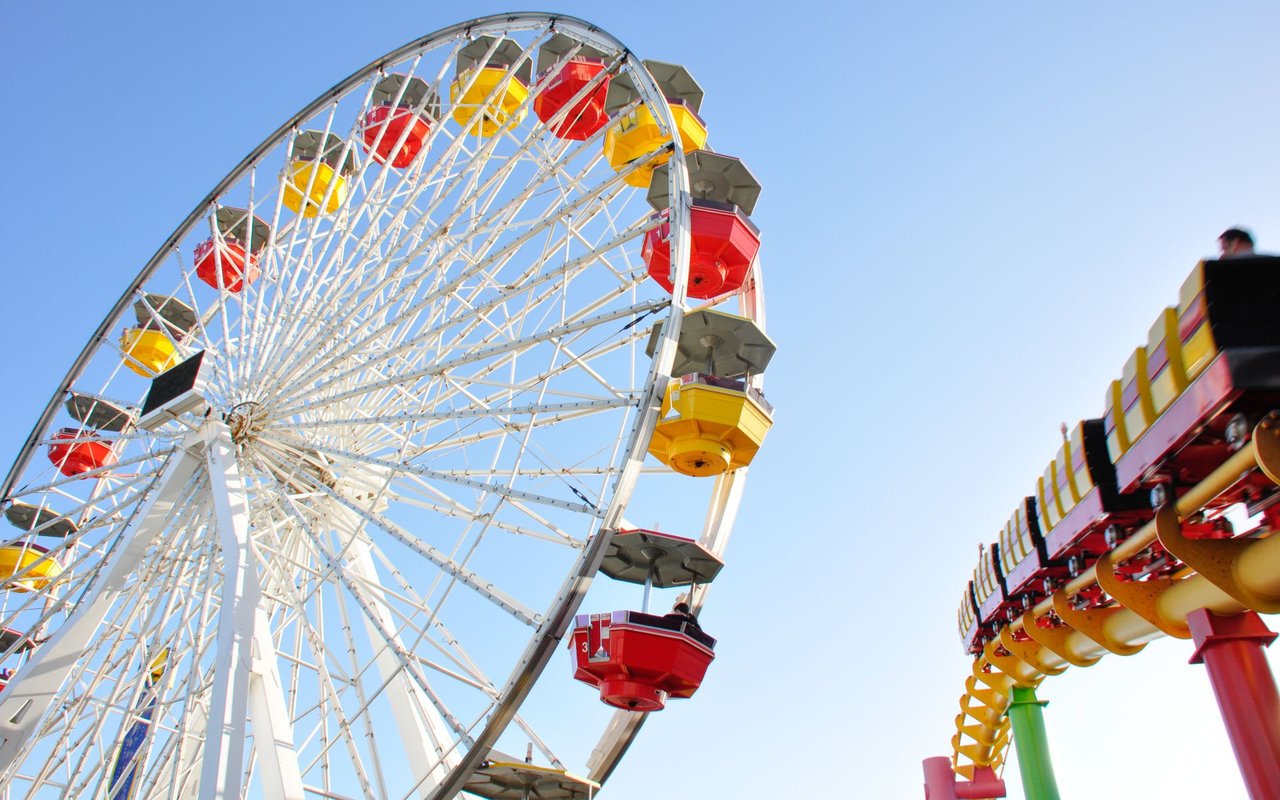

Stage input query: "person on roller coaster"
[{"left": 1219, "top": 227, "right": 1256, "bottom": 258}]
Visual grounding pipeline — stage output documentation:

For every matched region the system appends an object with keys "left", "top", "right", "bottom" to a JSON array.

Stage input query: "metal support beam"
[
  {"left": 1006, "top": 687, "right": 1060, "bottom": 800},
  {"left": 346, "top": 535, "right": 459, "bottom": 797},
  {"left": 921, "top": 757, "right": 1006, "bottom": 799},
  {"left": 200, "top": 423, "right": 304, "bottom": 800},
  {"left": 1188, "top": 609, "right": 1280, "bottom": 800}
]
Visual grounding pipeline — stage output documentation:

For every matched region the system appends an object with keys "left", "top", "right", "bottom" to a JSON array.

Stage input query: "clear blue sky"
[{"left": 2, "top": 2, "right": 1279, "bottom": 798}]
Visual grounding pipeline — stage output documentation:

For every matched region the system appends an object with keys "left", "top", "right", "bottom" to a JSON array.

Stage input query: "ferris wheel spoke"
[
  {"left": 274, "top": 296, "right": 659, "bottom": 422},
  {"left": 282, "top": 396, "right": 636, "bottom": 435},
  {"left": 263, "top": 248, "right": 643, "bottom": 417},
  {"left": 337, "top": 540, "right": 474, "bottom": 795},
  {"left": 255, "top": 157, "right": 637, "bottom": 405},
  {"left": 6, "top": 447, "right": 173, "bottom": 506},
  {"left": 13, "top": 508, "right": 219, "bottom": 796},
  {"left": 0, "top": 428, "right": 217, "bottom": 778},
  {"left": 281, "top": 300, "right": 650, "bottom": 434},
  {"left": 258, "top": 454, "right": 544, "bottom": 629},
  {"left": 58, "top": 533, "right": 212, "bottom": 797},
  {"left": 426, "top": 332, "right": 641, "bottom": 410},
  {"left": 252, "top": 574, "right": 381, "bottom": 796},
  {"left": 245, "top": 112, "right": 353, "bottom": 379},
  {"left": 265, "top": 491, "right": 480, "bottom": 758},
  {"left": 245, "top": 97, "right": 528, "bottom": 386},
  {"left": 382, "top": 398, "right": 637, "bottom": 462},
  {"left": 298, "top": 440, "right": 602, "bottom": 523},
  {"left": 375, "top": 474, "right": 579, "bottom": 548},
  {"left": 355, "top": 546, "right": 508, "bottom": 694}
]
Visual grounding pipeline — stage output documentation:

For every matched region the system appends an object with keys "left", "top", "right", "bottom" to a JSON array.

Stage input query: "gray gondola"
[
  {"left": 4, "top": 502, "right": 78, "bottom": 539},
  {"left": 133, "top": 294, "right": 197, "bottom": 339},
  {"left": 213, "top": 207, "right": 272, "bottom": 253},
  {"left": 599, "top": 528, "right": 723, "bottom": 587},
  {"left": 536, "top": 32, "right": 609, "bottom": 76},
  {"left": 455, "top": 36, "right": 533, "bottom": 85},
  {"left": 64, "top": 393, "right": 135, "bottom": 432},
  {"left": 647, "top": 149, "right": 762, "bottom": 216},
  {"left": 291, "top": 130, "right": 357, "bottom": 175},
  {"left": 604, "top": 60, "right": 703, "bottom": 116},
  {"left": 646, "top": 308, "right": 776, "bottom": 378},
  {"left": 371, "top": 74, "right": 440, "bottom": 119}
]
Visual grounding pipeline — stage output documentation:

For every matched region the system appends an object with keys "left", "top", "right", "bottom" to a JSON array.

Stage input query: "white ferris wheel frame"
[{"left": 0, "top": 12, "right": 768, "bottom": 799}]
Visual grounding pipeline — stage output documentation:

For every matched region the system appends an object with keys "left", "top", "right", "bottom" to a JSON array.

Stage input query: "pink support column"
[
  {"left": 1188, "top": 608, "right": 1280, "bottom": 800},
  {"left": 922, "top": 757, "right": 1006, "bottom": 799}
]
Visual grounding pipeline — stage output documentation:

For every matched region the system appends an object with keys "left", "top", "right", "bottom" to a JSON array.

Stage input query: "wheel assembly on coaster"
[{"left": 0, "top": 13, "right": 777, "bottom": 799}]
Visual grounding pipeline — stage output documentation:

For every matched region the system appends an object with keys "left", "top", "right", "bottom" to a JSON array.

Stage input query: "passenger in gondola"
[
  {"left": 694, "top": 373, "right": 746, "bottom": 392},
  {"left": 1219, "top": 227, "right": 1256, "bottom": 258},
  {"left": 664, "top": 600, "right": 701, "bottom": 632}
]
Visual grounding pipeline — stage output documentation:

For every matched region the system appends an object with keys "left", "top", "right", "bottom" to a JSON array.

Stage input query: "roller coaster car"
[
  {"left": 970, "top": 543, "right": 1008, "bottom": 630},
  {"left": 957, "top": 579, "right": 989, "bottom": 655},
  {"left": 570, "top": 610, "right": 715, "bottom": 711},
  {"left": 1032, "top": 420, "right": 1152, "bottom": 567},
  {"left": 969, "top": 422, "right": 1157, "bottom": 648},
  {"left": 997, "top": 497, "right": 1053, "bottom": 605},
  {"left": 1108, "top": 257, "right": 1280, "bottom": 504}
]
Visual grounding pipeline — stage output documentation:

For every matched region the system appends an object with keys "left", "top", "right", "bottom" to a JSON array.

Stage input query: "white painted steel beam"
[{"left": 200, "top": 423, "right": 304, "bottom": 800}]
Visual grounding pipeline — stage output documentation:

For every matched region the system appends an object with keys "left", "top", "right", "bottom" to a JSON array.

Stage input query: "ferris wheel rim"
[{"left": 0, "top": 12, "right": 719, "bottom": 798}]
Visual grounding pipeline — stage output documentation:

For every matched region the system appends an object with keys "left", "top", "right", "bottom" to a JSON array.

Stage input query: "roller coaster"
[{"left": 927, "top": 255, "right": 1280, "bottom": 799}]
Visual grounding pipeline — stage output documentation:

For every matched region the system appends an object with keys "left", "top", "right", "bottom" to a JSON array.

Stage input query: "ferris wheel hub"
[{"left": 226, "top": 401, "right": 268, "bottom": 444}]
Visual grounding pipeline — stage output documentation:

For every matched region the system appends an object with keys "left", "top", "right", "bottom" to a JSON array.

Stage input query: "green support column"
[{"left": 1007, "top": 686, "right": 1061, "bottom": 800}]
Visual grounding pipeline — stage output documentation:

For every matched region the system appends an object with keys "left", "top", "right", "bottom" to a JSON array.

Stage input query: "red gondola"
[
  {"left": 194, "top": 239, "right": 259, "bottom": 293},
  {"left": 46, "top": 428, "right": 115, "bottom": 477},
  {"left": 362, "top": 105, "right": 431, "bottom": 168},
  {"left": 360, "top": 74, "right": 438, "bottom": 168},
  {"left": 534, "top": 58, "right": 610, "bottom": 140},
  {"left": 194, "top": 208, "right": 270, "bottom": 293},
  {"left": 570, "top": 611, "right": 715, "bottom": 711},
  {"left": 643, "top": 201, "right": 761, "bottom": 299}
]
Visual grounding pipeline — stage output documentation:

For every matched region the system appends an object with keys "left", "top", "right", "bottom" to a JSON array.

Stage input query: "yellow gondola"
[
  {"left": 0, "top": 542, "right": 62, "bottom": 592},
  {"left": 282, "top": 131, "right": 355, "bottom": 217},
  {"left": 647, "top": 375, "right": 772, "bottom": 477},
  {"left": 120, "top": 328, "right": 178, "bottom": 377},
  {"left": 604, "top": 101, "right": 707, "bottom": 188}
]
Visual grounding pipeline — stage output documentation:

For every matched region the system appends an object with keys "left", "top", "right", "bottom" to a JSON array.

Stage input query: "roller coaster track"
[{"left": 950, "top": 430, "right": 1280, "bottom": 779}]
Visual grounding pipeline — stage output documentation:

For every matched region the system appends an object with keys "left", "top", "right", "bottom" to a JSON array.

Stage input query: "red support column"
[
  {"left": 921, "top": 757, "right": 1006, "bottom": 799},
  {"left": 1188, "top": 608, "right": 1280, "bottom": 800}
]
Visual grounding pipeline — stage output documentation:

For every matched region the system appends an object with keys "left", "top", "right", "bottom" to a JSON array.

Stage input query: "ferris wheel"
[{"left": 0, "top": 13, "right": 773, "bottom": 799}]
